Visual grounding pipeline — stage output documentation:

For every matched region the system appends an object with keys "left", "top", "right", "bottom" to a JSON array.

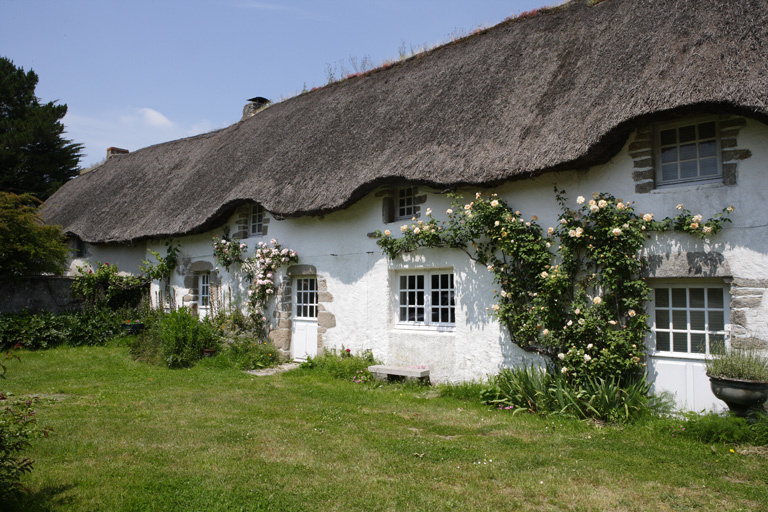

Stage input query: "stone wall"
[
  {"left": 269, "top": 265, "right": 336, "bottom": 359},
  {"left": 729, "top": 278, "right": 768, "bottom": 351},
  {"left": 0, "top": 276, "right": 82, "bottom": 314}
]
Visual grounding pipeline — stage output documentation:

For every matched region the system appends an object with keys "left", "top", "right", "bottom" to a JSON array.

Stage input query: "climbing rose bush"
[
  {"left": 242, "top": 239, "right": 298, "bottom": 335},
  {"left": 375, "top": 190, "right": 733, "bottom": 385},
  {"left": 212, "top": 235, "right": 247, "bottom": 272}
]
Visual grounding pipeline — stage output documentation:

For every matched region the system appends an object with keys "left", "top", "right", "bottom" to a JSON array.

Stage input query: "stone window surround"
[
  {"left": 232, "top": 203, "right": 270, "bottom": 240},
  {"left": 268, "top": 264, "right": 336, "bottom": 359},
  {"left": 378, "top": 186, "right": 427, "bottom": 224},
  {"left": 643, "top": 251, "right": 766, "bottom": 353},
  {"left": 180, "top": 260, "right": 217, "bottom": 315},
  {"left": 630, "top": 115, "right": 751, "bottom": 194}
]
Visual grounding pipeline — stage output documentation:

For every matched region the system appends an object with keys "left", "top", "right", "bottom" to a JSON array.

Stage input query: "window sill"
[
  {"left": 394, "top": 323, "right": 455, "bottom": 333},
  {"left": 649, "top": 351, "right": 708, "bottom": 361},
  {"left": 652, "top": 180, "right": 724, "bottom": 192}
]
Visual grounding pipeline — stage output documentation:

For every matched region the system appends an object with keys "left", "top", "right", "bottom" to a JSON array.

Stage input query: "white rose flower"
[
  {"left": 558, "top": 353, "right": 565, "bottom": 360},
  {"left": 576, "top": 196, "right": 585, "bottom": 204}
]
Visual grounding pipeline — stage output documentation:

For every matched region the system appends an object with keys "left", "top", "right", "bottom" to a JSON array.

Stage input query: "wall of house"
[
  {"left": 102, "top": 116, "right": 767, "bottom": 409},
  {"left": 67, "top": 241, "right": 148, "bottom": 275}
]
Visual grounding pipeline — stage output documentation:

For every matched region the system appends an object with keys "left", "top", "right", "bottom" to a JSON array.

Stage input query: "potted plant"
[{"left": 706, "top": 343, "right": 768, "bottom": 417}]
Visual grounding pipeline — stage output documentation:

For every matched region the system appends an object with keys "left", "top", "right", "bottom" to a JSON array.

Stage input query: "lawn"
[{"left": 2, "top": 344, "right": 767, "bottom": 511}]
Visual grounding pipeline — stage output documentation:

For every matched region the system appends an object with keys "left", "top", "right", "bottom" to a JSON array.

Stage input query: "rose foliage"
[{"left": 375, "top": 190, "right": 733, "bottom": 385}]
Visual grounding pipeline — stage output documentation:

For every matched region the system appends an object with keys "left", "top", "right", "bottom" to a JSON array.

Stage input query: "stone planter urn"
[{"left": 708, "top": 375, "right": 768, "bottom": 417}]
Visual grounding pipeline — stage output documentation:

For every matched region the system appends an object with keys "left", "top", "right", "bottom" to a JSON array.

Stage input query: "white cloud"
[
  {"left": 64, "top": 107, "right": 218, "bottom": 167},
  {"left": 138, "top": 107, "right": 174, "bottom": 128}
]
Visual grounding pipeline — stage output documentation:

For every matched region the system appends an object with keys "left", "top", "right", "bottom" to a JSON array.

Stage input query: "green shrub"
[
  {"left": 225, "top": 337, "right": 279, "bottom": 370},
  {"left": 300, "top": 348, "right": 378, "bottom": 381},
  {"left": 749, "top": 413, "right": 768, "bottom": 445},
  {"left": 0, "top": 309, "right": 128, "bottom": 350},
  {"left": 677, "top": 413, "right": 752, "bottom": 444},
  {"left": 657, "top": 412, "right": 768, "bottom": 446},
  {"left": 483, "top": 365, "right": 664, "bottom": 424},
  {"left": 154, "top": 308, "right": 219, "bottom": 368}
]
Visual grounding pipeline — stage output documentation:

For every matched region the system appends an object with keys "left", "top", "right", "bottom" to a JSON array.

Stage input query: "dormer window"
[
  {"left": 656, "top": 119, "right": 721, "bottom": 186},
  {"left": 396, "top": 187, "right": 419, "bottom": 220},
  {"left": 251, "top": 205, "right": 265, "bottom": 236}
]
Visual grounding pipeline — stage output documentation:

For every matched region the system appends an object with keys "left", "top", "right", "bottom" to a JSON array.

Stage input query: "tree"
[
  {"left": 0, "top": 192, "right": 69, "bottom": 278},
  {"left": 0, "top": 57, "right": 82, "bottom": 200}
]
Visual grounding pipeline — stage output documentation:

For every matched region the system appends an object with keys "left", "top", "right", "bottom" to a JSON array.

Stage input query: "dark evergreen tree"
[{"left": 0, "top": 57, "right": 82, "bottom": 200}]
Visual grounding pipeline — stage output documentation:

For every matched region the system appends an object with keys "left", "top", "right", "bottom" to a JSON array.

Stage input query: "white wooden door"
[
  {"left": 291, "top": 277, "right": 318, "bottom": 361},
  {"left": 646, "top": 283, "right": 729, "bottom": 412}
]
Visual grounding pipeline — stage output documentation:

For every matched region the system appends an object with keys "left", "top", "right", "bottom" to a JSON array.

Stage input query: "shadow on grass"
[{"left": 1, "top": 484, "right": 76, "bottom": 511}]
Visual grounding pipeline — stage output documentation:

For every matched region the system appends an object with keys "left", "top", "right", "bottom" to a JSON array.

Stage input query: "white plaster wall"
[
  {"left": 67, "top": 241, "right": 147, "bottom": 275},
  {"left": 86, "top": 119, "right": 768, "bottom": 395}
]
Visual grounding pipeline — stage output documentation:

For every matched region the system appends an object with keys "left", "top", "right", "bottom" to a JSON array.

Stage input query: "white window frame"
[
  {"left": 250, "top": 204, "right": 265, "bottom": 237},
  {"left": 295, "top": 277, "right": 318, "bottom": 319},
  {"left": 649, "top": 280, "right": 730, "bottom": 360},
  {"left": 654, "top": 117, "right": 722, "bottom": 187},
  {"left": 395, "top": 187, "right": 419, "bottom": 220},
  {"left": 199, "top": 273, "right": 211, "bottom": 309},
  {"left": 395, "top": 270, "right": 455, "bottom": 331}
]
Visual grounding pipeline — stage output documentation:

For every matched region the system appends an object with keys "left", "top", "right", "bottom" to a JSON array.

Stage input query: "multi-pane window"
[
  {"left": 652, "top": 285, "right": 728, "bottom": 355},
  {"left": 657, "top": 120, "right": 720, "bottom": 185},
  {"left": 251, "top": 205, "right": 265, "bottom": 236},
  {"left": 398, "top": 272, "right": 455, "bottom": 326},
  {"left": 295, "top": 278, "right": 317, "bottom": 319},
  {"left": 199, "top": 273, "right": 210, "bottom": 308},
  {"left": 396, "top": 187, "right": 419, "bottom": 220}
]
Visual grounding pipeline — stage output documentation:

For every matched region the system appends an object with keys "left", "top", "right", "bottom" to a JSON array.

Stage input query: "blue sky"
[{"left": 2, "top": 1, "right": 552, "bottom": 167}]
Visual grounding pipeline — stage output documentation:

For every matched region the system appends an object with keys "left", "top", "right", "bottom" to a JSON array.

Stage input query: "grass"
[{"left": 2, "top": 344, "right": 768, "bottom": 511}]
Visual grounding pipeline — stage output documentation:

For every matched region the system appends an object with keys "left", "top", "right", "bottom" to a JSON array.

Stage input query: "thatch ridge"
[{"left": 43, "top": 0, "right": 768, "bottom": 243}]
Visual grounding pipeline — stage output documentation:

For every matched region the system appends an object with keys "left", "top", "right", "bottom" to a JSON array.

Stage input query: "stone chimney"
[
  {"left": 241, "top": 97, "right": 270, "bottom": 121},
  {"left": 107, "top": 147, "right": 129, "bottom": 159},
  {"left": 79, "top": 147, "right": 130, "bottom": 175}
]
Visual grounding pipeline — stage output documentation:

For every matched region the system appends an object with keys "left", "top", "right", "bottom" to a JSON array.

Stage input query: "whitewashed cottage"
[{"left": 43, "top": 0, "right": 768, "bottom": 411}]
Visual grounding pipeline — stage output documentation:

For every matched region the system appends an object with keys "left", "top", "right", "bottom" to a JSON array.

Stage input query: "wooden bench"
[{"left": 368, "top": 365, "right": 430, "bottom": 383}]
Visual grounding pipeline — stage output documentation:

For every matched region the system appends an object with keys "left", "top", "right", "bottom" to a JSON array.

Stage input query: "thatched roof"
[{"left": 43, "top": 0, "right": 768, "bottom": 243}]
